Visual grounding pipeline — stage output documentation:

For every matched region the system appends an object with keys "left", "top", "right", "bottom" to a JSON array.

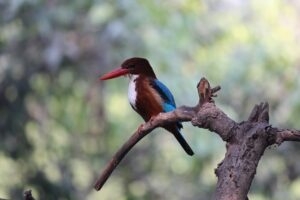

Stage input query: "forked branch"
[{"left": 94, "top": 78, "right": 300, "bottom": 200}]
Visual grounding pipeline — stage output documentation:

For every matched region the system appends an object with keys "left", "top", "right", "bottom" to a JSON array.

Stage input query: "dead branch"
[{"left": 94, "top": 78, "right": 300, "bottom": 200}]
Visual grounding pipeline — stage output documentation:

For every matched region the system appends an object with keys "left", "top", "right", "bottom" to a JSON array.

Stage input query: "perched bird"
[{"left": 100, "top": 57, "right": 194, "bottom": 156}]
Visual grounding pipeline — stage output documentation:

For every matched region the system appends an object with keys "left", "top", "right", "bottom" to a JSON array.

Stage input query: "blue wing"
[
  {"left": 152, "top": 79, "right": 192, "bottom": 155},
  {"left": 152, "top": 79, "right": 183, "bottom": 129},
  {"left": 152, "top": 79, "right": 177, "bottom": 112}
]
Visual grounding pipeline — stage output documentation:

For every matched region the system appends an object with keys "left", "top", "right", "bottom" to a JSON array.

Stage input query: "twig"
[{"left": 94, "top": 126, "right": 152, "bottom": 190}]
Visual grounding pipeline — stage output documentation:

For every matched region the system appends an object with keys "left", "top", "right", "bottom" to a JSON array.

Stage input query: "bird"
[{"left": 100, "top": 57, "right": 194, "bottom": 156}]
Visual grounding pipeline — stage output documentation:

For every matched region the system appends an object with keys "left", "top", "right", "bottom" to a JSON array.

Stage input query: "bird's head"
[{"left": 100, "top": 57, "right": 156, "bottom": 80}]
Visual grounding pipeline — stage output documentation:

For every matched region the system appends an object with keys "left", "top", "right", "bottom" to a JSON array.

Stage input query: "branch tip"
[
  {"left": 248, "top": 102, "right": 269, "bottom": 123},
  {"left": 94, "top": 127, "right": 152, "bottom": 191},
  {"left": 197, "top": 77, "right": 220, "bottom": 106}
]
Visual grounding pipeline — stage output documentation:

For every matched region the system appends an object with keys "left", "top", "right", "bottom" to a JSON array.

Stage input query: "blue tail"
[{"left": 165, "top": 124, "right": 194, "bottom": 156}]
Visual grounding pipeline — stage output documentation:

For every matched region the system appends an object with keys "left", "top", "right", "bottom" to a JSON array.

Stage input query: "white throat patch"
[{"left": 128, "top": 75, "right": 138, "bottom": 109}]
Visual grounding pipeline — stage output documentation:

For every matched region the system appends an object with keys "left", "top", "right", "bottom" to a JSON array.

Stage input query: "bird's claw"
[
  {"left": 137, "top": 124, "right": 145, "bottom": 133},
  {"left": 149, "top": 116, "right": 156, "bottom": 124},
  {"left": 137, "top": 116, "right": 157, "bottom": 133}
]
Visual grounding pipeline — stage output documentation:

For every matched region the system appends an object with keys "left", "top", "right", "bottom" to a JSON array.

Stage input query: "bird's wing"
[
  {"left": 151, "top": 79, "right": 177, "bottom": 112},
  {"left": 151, "top": 79, "right": 183, "bottom": 129}
]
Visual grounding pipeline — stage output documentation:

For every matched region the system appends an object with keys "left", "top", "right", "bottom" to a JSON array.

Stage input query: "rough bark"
[{"left": 94, "top": 78, "right": 300, "bottom": 200}]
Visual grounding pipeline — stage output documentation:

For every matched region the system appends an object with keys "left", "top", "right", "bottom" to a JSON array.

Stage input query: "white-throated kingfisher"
[{"left": 100, "top": 57, "right": 194, "bottom": 156}]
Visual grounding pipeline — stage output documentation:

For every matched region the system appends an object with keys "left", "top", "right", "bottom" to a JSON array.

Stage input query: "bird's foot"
[
  {"left": 148, "top": 116, "right": 157, "bottom": 126},
  {"left": 137, "top": 124, "right": 145, "bottom": 133},
  {"left": 138, "top": 116, "right": 158, "bottom": 133}
]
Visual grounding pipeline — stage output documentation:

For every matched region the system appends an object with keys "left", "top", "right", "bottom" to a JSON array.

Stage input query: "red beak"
[{"left": 99, "top": 67, "right": 130, "bottom": 80}]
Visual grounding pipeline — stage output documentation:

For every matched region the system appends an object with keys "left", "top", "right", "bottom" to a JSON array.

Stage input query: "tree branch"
[
  {"left": 269, "top": 128, "right": 300, "bottom": 144},
  {"left": 94, "top": 77, "right": 300, "bottom": 200},
  {"left": 93, "top": 103, "right": 197, "bottom": 191}
]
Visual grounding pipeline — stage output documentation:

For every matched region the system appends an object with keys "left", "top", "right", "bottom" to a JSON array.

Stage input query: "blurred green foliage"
[{"left": 1, "top": 0, "right": 300, "bottom": 199}]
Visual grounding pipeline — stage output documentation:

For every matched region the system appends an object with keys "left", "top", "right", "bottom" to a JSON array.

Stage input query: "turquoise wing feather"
[{"left": 152, "top": 79, "right": 177, "bottom": 112}]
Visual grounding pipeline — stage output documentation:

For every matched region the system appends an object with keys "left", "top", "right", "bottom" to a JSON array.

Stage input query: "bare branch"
[
  {"left": 94, "top": 126, "right": 152, "bottom": 191},
  {"left": 271, "top": 128, "right": 300, "bottom": 144},
  {"left": 94, "top": 105, "right": 196, "bottom": 191},
  {"left": 191, "top": 103, "right": 237, "bottom": 142},
  {"left": 248, "top": 102, "right": 269, "bottom": 123},
  {"left": 94, "top": 77, "right": 300, "bottom": 200},
  {"left": 197, "top": 77, "right": 221, "bottom": 106}
]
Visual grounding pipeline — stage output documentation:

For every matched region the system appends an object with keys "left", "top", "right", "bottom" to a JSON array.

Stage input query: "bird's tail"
[{"left": 165, "top": 125, "right": 194, "bottom": 156}]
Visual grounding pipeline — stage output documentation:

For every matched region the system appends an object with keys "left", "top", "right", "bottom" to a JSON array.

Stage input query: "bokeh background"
[{"left": 1, "top": 0, "right": 300, "bottom": 199}]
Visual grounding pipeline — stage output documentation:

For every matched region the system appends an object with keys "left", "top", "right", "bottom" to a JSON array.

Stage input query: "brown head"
[{"left": 100, "top": 57, "right": 156, "bottom": 80}]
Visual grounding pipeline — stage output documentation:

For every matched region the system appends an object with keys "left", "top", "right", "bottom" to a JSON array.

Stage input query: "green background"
[{"left": 1, "top": 0, "right": 300, "bottom": 199}]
